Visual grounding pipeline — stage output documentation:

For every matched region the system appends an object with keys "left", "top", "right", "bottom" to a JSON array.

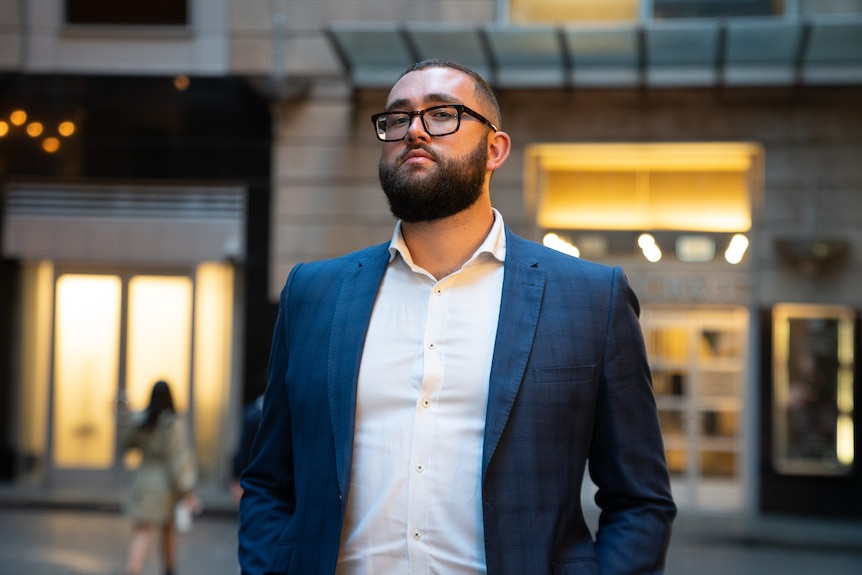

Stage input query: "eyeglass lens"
[{"left": 375, "top": 106, "right": 461, "bottom": 141}]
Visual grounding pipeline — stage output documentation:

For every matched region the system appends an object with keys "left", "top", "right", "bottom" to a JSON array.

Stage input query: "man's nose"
[{"left": 405, "top": 114, "right": 430, "bottom": 140}]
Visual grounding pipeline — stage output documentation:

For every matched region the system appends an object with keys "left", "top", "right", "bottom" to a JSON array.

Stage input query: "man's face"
[{"left": 377, "top": 67, "right": 492, "bottom": 223}]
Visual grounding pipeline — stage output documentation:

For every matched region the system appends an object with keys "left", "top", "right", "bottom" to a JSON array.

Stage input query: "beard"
[{"left": 378, "top": 140, "right": 488, "bottom": 223}]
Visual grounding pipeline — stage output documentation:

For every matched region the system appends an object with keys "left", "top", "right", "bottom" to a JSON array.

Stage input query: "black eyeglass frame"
[{"left": 371, "top": 104, "right": 498, "bottom": 142}]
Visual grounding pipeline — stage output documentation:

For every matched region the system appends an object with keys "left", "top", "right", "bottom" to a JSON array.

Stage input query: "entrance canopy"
[{"left": 325, "top": 16, "right": 862, "bottom": 89}]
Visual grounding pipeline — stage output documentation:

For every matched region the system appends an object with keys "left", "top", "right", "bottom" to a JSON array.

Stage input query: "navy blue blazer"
[{"left": 239, "top": 227, "right": 676, "bottom": 575}]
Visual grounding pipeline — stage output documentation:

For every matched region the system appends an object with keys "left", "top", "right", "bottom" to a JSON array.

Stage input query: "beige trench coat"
[{"left": 121, "top": 411, "right": 197, "bottom": 525}]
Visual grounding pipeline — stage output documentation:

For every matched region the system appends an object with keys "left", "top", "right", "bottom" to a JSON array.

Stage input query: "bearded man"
[{"left": 238, "top": 59, "right": 676, "bottom": 575}]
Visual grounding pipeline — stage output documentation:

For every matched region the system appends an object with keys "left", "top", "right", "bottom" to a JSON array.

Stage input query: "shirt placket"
[{"left": 406, "top": 278, "right": 449, "bottom": 573}]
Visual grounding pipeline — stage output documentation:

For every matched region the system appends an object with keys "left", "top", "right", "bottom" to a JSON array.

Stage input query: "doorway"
[
  {"left": 641, "top": 305, "right": 749, "bottom": 510},
  {"left": 47, "top": 269, "right": 195, "bottom": 488}
]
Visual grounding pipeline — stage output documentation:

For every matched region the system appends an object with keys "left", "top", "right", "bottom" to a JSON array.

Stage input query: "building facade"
[{"left": 1, "top": 0, "right": 860, "bottom": 517}]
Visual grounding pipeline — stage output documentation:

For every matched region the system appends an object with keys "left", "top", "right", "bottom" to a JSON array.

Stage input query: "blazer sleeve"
[
  {"left": 238, "top": 266, "right": 300, "bottom": 575},
  {"left": 589, "top": 267, "right": 676, "bottom": 574}
]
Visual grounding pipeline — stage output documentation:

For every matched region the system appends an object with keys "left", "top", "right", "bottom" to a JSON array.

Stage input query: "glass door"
[
  {"left": 48, "top": 270, "right": 194, "bottom": 488},
  {"left": 643, "top": 305, "right": 749, "bottom": 511}
]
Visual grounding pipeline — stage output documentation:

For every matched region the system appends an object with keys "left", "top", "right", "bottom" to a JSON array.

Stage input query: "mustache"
[{"left": 397, "top": 144, "right": 438, "bottom": 164}]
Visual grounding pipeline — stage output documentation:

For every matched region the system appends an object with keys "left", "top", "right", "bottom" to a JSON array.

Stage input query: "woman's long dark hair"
[{"left": 140, "top": 380, "right": 176, "bottom": 431}]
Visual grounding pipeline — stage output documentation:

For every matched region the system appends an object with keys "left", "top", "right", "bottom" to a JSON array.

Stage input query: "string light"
[
  {"left": 0, "top": 108, "right": 79, "bottom": 153},
  {"left": 58, "top": 121, "right": 76, "bottom": 136},
  {"left": 10, "top": 109, "right": 27, "bottom": 125},
  {"left": 26, "top": 122, "right": 44, "bottom": 137},
  {"left": 42, "top": 137, "right": 60, "bottom": 153}
]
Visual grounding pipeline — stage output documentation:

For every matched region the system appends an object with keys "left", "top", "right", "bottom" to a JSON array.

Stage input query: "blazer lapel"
[
  {"left": 328, "top": 245, "right": 390, "bottom": 498},
  {"left": 482, "top": 231, "right": 545, "bottom": 479}
]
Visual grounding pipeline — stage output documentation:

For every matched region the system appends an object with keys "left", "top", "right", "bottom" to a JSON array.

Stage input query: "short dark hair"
[{"left": 400, "top": 59, "right": 501, "bottom": 129}]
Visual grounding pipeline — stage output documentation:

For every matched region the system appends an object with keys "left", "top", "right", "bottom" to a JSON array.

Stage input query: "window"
[
  {"left": 509, "top": 0, "right": 640, "bottom": 24},
  {"left": 65, "top": 0, "right": 188, "bottom": 26},
  {"left": 653, "top": 0, "right": 785, "bottom": 19}
]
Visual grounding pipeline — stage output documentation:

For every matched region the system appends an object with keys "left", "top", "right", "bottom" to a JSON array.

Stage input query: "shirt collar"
[{"left": 388, "top": 208, "right": 507, "bottom": 269}]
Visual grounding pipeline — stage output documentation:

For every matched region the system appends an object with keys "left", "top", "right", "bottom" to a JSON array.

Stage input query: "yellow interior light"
[{"left": 0, "top": 120, "right": 8, "bottom": 136}]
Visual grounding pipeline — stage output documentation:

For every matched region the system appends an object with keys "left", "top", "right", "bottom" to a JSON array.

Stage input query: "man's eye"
[
  {"left": 428, "top": 109, "right": 456, "bottom": 121},
  {"left": 388, "top": 115, "right": 409, "bottom": 127}
]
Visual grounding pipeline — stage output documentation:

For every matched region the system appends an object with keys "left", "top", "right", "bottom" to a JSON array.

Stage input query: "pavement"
[{"left": 1, "top": 483, "right": 862, "bottom": 574}]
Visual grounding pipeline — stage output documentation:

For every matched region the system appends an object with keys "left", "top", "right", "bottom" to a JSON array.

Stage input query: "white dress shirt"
[{"left": 335, "top": 210, "right": 506, "bottom": 575}]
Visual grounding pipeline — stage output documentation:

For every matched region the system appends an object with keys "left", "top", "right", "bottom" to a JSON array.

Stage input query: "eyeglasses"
[{"left": 371, "top": 104, "right": 498, "bottom": 142}]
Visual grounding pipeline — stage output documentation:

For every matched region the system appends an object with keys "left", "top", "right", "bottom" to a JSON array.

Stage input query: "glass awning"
[{"left": 324, "top": 16, "right": 862, "bottom": 89}]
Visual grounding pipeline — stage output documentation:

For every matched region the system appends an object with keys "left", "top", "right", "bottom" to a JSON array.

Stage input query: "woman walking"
[{"left": 120, "top": 380, "right": 198, "bottom": 575}]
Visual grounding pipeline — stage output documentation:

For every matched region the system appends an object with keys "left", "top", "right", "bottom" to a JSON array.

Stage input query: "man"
[{"left": 239, "top": 59, "right": 676, "bottom": 575}]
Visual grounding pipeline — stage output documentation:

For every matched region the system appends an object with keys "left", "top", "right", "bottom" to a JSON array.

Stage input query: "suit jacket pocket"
[{"left": 525, "top": 365, "right": 597, "bottom": 410}]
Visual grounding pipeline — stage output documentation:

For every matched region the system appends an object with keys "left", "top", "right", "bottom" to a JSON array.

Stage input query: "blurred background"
[{"left": 0, "top": 0, "right": 860, "bottom": 527}]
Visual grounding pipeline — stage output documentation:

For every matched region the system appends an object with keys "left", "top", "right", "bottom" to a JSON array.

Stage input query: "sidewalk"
[{"left": 2, "top": 481, "right": 861, "bottom": 575}]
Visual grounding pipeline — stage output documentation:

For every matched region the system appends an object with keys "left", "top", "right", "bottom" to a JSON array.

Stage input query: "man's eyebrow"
[{"left": 385, "top": 93, "right": 460, "bottom": 111}]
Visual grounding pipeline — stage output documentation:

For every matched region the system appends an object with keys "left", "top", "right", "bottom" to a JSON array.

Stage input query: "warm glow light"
[
  {"left": 53, "top": 275, "right": 122, "bottom": 468},
  {"left": 725, "top": 234, "right": 749, "bottom": 264},
  {"left": 126, "top": 276, "right": 193, "bottom": 414},
  {"left": 836, "top": 414, "right": 854, "bottom": 466},
  {"left": 10, "top": 109, "right": 26, "bottom": 125},
  {"left": 543, "top": 232, "right": 580, "bottom": 257},
  {"left": 174, "top": 75, "right": 190, "bottom": 91},
  {"left": 637, "top": 234, "right": 661, "bottom": 262},
  {"left": 637, "top": 233, "right": 655, "bottom": 249},
  {"left": 531, "top": 143, "right": 759, "bottom": 232},
  {"left": 26, "top": 122, "right": 43, "bottom": 137},
  {"left": 58, "top": 121, "right": 76, "bottom": 136},
  {"left": 0, "top": 120, "right": 8, "bottom": 136},
  {"left": 42, "top": 137, "right": 60, "bottom": 153},
  {"left": 193, "top": 262, "right": 235, "bottom": 474}
]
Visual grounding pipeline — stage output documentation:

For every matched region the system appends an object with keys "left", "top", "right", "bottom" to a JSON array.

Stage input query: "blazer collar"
[
  {"left": 325, "top": 232, "right": 546, "bottom": 490},
  {"left": 328, "top": 243, "right": 390, "bottom": 498},
  {"left": 482, "top": 229, "right": 546, "bottom": 479}
]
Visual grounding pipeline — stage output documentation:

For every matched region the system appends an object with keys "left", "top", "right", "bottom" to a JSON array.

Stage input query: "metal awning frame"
[{"left": 324, "top": 16, "right": 862, "bottom": 90}]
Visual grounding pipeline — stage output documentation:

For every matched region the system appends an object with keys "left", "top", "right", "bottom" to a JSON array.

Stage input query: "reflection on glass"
[{"left": 773, "top": 304, "right": 855, "bottom": 475}]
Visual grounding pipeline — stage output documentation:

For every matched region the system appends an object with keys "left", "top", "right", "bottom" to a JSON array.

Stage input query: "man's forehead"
[{"left": 385, "top": 68, "right": 474, "bottom": 109}]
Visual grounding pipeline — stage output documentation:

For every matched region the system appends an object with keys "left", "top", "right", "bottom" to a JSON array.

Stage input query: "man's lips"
[{"left": 399, "top": 147, "right": 436, "bottom": 165}]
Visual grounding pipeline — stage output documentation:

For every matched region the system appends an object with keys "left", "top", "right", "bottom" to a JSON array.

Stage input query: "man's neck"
[{"left": 400, "top": 200, "right": 495, "bottom": 281}]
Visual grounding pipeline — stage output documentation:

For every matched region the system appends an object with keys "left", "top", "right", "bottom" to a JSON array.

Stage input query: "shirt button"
[
  {"left": 415, "top": 463, "right": 424, "bottom": 473},
  {"left": 421, "top": 398, "right": 431, "bottom": 408},
  {"left": 434, "top": 288, "right": 443, "bottom": 295},
  {"left": 412, "top": 530, "right": 422, "bottom": 540},
  {"left": 428, "top": 343, "right": 435, "bottom": 350}
]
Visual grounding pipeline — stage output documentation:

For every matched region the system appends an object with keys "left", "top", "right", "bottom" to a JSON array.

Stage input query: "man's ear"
[{"left": 486, "top": 130, "right": 512, "bottom": 171}]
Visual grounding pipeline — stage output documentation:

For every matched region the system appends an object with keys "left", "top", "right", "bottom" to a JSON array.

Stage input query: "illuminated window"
[
  {"left": 510, "top": 0, "right": 640, "bottom": 23},
  {"left": 65, "top": 0, "right": 188, "bottom": 26},
  {"left": 528, "top": 143, "right": 759, "bottom": 233}
]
